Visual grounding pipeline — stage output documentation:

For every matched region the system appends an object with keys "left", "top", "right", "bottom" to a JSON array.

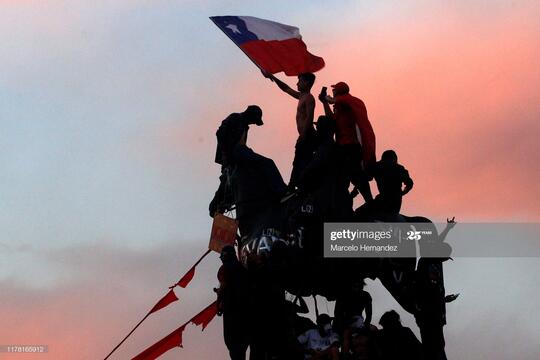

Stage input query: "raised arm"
[
  {"left": 262, "top": 70, "right": 300, "bottom": 99},
  {"left": 293, "top": 295, "right": 309, "bottom": 314},
  {"left": 364, "top": 300, "right": 372, "bottom": 327},
  {"left": 318, "top": 88, "right": 334, "bottom": 118},
  {"left": 439, "top": 217, "right": 457, "bottom": 242}
]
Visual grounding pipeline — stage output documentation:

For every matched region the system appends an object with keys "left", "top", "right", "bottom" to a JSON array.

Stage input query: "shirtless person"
[{"left": 262, "top": 70, "right": 317, "bottom": 190}]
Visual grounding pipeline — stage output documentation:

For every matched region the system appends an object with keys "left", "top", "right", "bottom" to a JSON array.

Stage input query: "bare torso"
[{"left": 296, "top": 93, "right": 315, "bottom": 138}]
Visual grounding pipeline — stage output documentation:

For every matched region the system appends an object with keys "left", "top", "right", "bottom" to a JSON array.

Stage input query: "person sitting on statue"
[
  {"left": 262, "top": 70, "right": 318, "bottom": 191},
  {"left": 376, "top": 310, "right": 422, "bottom": 360},
  {"left": 333, "top": 280, "right": 373, "bottom": 357},
  {"left": 349, "top": 327, "right": 380, "bottom": 360},
  {"left": 369, "top": 150, "right": 413, "bottom": 215},
  {"left": 215, "top": 245, "right": 250, "bottom": 360},
  {"left": 318, "top": 82, "right": 376, "bottom": 204},
  {"left": 297, "top": 314, "right": 340, "bottom": 360},
  {"left": 209, "top": 105, "right": 287, "bottom": 238}
]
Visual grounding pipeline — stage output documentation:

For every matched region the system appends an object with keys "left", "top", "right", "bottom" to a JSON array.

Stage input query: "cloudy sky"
[{"left": 1, "top": 1, "right": 539, "bottom": 359}]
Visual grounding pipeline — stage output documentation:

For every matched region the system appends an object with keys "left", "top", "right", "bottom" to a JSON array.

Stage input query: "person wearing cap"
[
  {"left": 215, "top": 245, "right": 250, "bottom": 360},
  {"left": 209, "top": 105, "right": 287, "bottom": 238},
  {"left": 318, "top": 82, "right": 376, "bottom": 204},
  {"left": 213, "top": 105, "right": 264, "bottom": 167},
  {"left": 262, "top": 70, "right": 318, "bottom": 190},
  {"left": 297, "top": 314, "right": 340, "bottom": 360}
]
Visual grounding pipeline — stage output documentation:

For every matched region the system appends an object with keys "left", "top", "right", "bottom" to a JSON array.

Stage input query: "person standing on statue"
[
  {"left": 318, "top": 82, "right": 376, "bottom": 204},
  {"left": 262, "top": 70, "right": 318, "bottom": 190}
]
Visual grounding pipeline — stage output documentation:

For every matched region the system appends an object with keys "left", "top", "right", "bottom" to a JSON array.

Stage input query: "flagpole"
[
  {"left": 171, "top": 248, "right": 212, "bottom": 289},
  {"left": 103, "top": 311, "right": 151, "bottom": 360},
  {"left": 209, "top": 17, "right": 263, "bottom": 71},
  {"left": 105, "top": 249, "right": 212, "bottom": 359},
  {"left": 194, "top": 248, "right": 212, "bottom": 267}
]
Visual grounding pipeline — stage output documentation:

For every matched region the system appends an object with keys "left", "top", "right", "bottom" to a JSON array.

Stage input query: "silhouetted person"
[
  {"left": 414, "top": 218, "right": 456, "bottom": 360},
  {"left": 297, "top": 314, "right": 340, "bottom": 360},
  {"left": 350, "top": 327, "right": 380, "bottom": 360},
  {"left": 376, "top": 310, "right": 422, "bottom": 360},
  {"left": 263, "top": 70, "right": 318, "bottom": 190},
  {"left": 283, "top": 295, "right": 312, "bottom": 359},
  {"left": 210, "top": 106, "right": 287, "bottom": 237},
  {"left": 334, "top": 281, "right": 373, "bottom": 356},
  {"left": 216, "top": 245, "right": 250, "bottom": 360},
  {"left": 318, "top": 82, "right": 375, "bottom": 204},
  {"left": 369, "top": 150, "right": 413, "bottom": 215},
  {"left": 297, "top": 115, "right": 353, "bottom": 221},
  {"left": 213, "top": 105, "right": 264, "bottom": 167}
]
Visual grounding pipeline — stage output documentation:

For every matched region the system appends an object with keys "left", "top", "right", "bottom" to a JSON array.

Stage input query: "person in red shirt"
[{"left": 319, "top": 82, "right": 376, "bottom": 204}]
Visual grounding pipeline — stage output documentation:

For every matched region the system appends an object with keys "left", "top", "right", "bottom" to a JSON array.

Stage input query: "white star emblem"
[{"left": 225, "top": 24, "right": 241, "bottom": 34}]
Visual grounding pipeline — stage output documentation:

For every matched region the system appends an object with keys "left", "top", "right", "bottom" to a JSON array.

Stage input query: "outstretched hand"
[
  {"left": 446, "top": 216, "right": 457, "bottom": 229},
  {"left": 318, "top": 87, "right": 328, "bottom": 103}
]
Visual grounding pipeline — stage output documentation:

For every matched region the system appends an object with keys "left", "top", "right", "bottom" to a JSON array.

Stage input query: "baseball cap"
[{"left": 331, "top": 82, "right": 350, "bottom": 95}]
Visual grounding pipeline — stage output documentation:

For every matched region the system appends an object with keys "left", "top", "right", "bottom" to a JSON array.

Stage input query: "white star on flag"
[{"left": 225, "top": 24, "right": 241, "bottom": 34}]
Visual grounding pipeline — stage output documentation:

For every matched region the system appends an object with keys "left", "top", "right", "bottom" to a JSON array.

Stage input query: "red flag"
[
  {"left": 190, "top": 301, "right": 218, "bottom": 330},
  {"left": 176, "top": 266, "right": 195, "bottom": 288},
  {"left": 149, "top": 289, "right": 178, "bottom": 314},
  {"left": 132, "top": 325, "right": 186, "bottom": 360}
]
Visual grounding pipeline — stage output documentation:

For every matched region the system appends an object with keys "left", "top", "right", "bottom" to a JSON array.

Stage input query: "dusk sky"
[{"left": 1, "top": 1, "right": 540, "bottom": 359}]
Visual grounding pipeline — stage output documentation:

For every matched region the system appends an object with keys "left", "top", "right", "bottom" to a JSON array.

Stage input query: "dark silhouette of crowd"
[{"left": 210, "top": 71, "right": 456, "bottom": 360}]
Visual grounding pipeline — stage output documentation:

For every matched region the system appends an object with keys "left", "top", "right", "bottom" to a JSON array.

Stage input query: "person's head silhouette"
[
  {"left": 297, "top": 72, "right": 316, "bottom": 93},
  {"left": 379, "top": 310, "right": 401, "bottom": 330},
  {"left": 314, "top": 115, "right": 335, "bottom": 139},
  {"left": 381, "top": 150, "right": 398, "bottom": 164}
]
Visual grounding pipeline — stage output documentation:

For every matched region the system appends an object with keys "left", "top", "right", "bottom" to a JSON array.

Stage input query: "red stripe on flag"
[
  {"left": 241, "top": 38, "right": 325, "bottom": 76},
  {"left": 190, "top": 301, "right": 218, "bottom": 331},
  {"left": 149, "top": 289, "right": 179, "bottom": 314},
  {"left": 131, "top": 324, "right": 186, "bottom": 360}
]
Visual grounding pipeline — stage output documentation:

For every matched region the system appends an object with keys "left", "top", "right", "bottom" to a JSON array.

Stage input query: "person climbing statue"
[
  {"left": 296, "top": 115, "right": 353, "bottom": 221},
  {"left": 370, "top": 149, "right": 414, "bottom": 215},
  {"left": 318, "top": 82, "right": 375, "bottom": 204},
  {"left": 262, "top": 70, "right": 318, "bottom": 190},
  {"left": 333, "top": 280, "right": 373, "bottom": 357},
  {"left": 216, "top": 245, "right": 250, "bottom": 360},
  {"left": 414, "top": 218, "right": 457, "bottom": 360},
  {"left": 209, "top": 106, "right": 287, "bottom": 238},
  {"left": 377, "top": 310, "right": 423, "bottom": 360}
]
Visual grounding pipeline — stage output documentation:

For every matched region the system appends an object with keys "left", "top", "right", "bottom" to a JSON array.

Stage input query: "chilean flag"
[{"left": 210, "top": 16, "right": 325, "bottom": 76}]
